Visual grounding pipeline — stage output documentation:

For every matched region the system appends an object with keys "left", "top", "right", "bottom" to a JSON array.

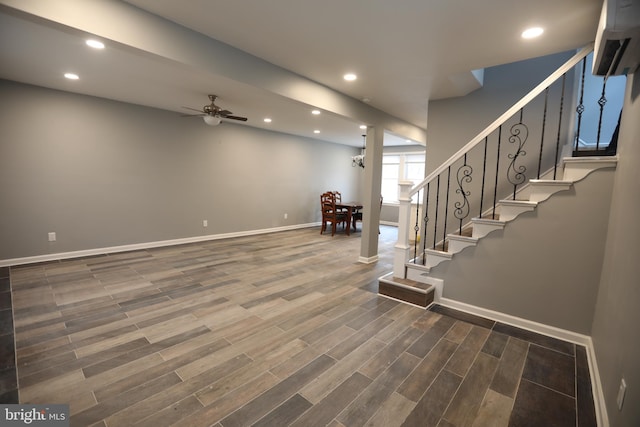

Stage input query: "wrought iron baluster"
[
  {"left": 413, "top": 190, "right": 420, "bottom": 263},
  {"left": 596, "top": 77, "right": 608, "bottom": 150},
  {"left": 454, "top": 153, "right": 472, "bottom": 235},
  {"left": 507, "top": 108, "right": 529, "bottom": 200},
  {"left": 433, "top": 174, "right": 440, "bottom": 249},
  {"left": 538, "top": 87, "right": 549, "bottom": 179},
  {"left": 422, "top": 183, "right": 429, "bottom": 266},
  {"left": 554, "top": 73, "right": 567, "bottom": 179},
  {"left": 492, "top": 126, "right": 502, "bottom": 219},
  {"left": 574, "top": 57, "right": 587, "bottom": 152},
  {"left": 442, "top": 166, "right": 451, "bottom": 251},
  {"left": 480, "top": 136, "right": 488, "bottom": 217}
]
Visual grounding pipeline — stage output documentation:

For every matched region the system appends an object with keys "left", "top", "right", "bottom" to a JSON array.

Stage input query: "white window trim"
[{"left": 381, "top": 151, "right": 425, "bottom": 205}]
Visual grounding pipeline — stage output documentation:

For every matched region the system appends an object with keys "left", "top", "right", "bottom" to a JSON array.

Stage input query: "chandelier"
[{"left": 352, "top": 134, "right": 366, "bottom": 168}]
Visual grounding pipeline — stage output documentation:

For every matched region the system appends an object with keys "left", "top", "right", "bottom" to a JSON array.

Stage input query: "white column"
[
  {"left": 394, "top": 181, "right": 414, "bottom": 278},
  {"left": 359, "top": 126, "right": 384, "bottom": 263}
]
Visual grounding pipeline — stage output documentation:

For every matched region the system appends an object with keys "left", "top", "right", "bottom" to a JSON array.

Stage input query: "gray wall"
[
  {"left": 383, "top": 51, "right": 577, "bottom": 227},
  {"left": 429, "top": 167, "right": 614, "bottom": 334},
  {"left": 591, "top": 71, "right": 640, "bottom": 427},
  {"left": 426, "top": 50, "right": 575, "bottom": 173},
  {"left": 0, "top": 80, "right": 361, "bottom": 261}
]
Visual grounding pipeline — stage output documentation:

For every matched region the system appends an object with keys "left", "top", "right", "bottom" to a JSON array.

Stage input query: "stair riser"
[
  {"left": 406, "top": 266, "right": 430, "bottom": 284},
  {"left": 498, "top": 204, "right": 536, "bottom": 222},
  {"left": 425, "top": 255, "right": 450, "bottom": 269},
  {"left": 379, "top": 281, "right": 434, "bottom": 307},
  {"left": 529, "top": 182, "right": 572, "bottom": 203},
  {"left": 448, "top": 239, "right": 477, "bottom": 254},
  {"left": 563, "top": 158, "right": 617, "bottom": 182},
  {"left": 472, "top": 222, "right": 505, "bottom": 239}
]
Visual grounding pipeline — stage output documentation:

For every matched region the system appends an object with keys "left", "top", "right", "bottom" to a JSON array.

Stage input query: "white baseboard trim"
[
  {"left": 438, "top": 297, "right": 608, "bottom": 427},
  {"left": 358, "top": 255, "right": 379, "bottom": 264},
  {"left": 0, "top": 222, "right": 321, "bottom": 267},
  {"left": 439, "top": 297, "right": 591, "bottom": 345},
  {"left": 379, "top": 220, "right": 398, "bottom": 227},
  {"left": 585, "top": 337, "right": 609, "bottom": 427}
]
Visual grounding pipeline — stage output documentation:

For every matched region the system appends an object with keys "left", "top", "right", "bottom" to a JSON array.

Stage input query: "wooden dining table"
[{"left": 336, "top": 201, "right": 363, "bottom": 234}]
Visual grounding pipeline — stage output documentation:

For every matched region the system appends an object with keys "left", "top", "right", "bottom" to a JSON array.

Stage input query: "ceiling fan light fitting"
[{"left": 203, "top": 115, "right": 221, "bottom": 126}]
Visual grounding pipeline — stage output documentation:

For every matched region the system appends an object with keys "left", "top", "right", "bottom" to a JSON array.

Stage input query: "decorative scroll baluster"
[
  {"left": 538, "top": 87, "right": 549, "bottom": 179},
  {"left": 442, "top": 167, "right": 451, "bottom": 251},
  {"left": 492, "top": 126, "right": 502, "bottom": 219},
  {"left": 454, "top": 154, "right": 472, "bottom": 235},
  {"left": 554, "top": 74, "right": 566, "bottom": 179},
  {"left": 422, "top": 183, "right": 429, "bottom": 265},
  {"left": 507, "top": 109, "right": 529, "bottom": 199},
  {"left": 574, "top": 57, "right": 587, "bottom": 152},
  {"left": 596, "top": 77, "right": 608, "bottom": 150}
]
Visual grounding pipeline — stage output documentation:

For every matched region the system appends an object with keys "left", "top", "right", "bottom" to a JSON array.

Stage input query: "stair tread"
[
  {"left": 383, "top": 276, "right": 433, "bottom": 291},
  {"left": 425, "top": 248, "right": 453, "bottom": 258},
  {"left": 499, "top": 199, "right": 538, "bottom": 206},
  {"left": 448, "top": 232, "right": 478, "bottom": 242},
  {"left": 474, "top": 216, "right": 504, "bottom": 223},
  {"left": 530, "top": 179, "right": 573, "bottom": 185},
  {"left": 564, "top": 156, "right": 618, "bottom": 164}
]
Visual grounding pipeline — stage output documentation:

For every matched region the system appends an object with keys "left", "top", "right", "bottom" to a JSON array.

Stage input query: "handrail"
[{"left": 409, "top": 43, "right": 594, "bottom": 197}]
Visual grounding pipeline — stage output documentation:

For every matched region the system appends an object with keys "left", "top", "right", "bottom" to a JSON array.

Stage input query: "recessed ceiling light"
[
  {"left": 313, "top": 130, "right": 320, "bottom": 134},
  {"left": 521, "top": 27, "right": 544, "bottom": 39},
  {"left": 359, "top": 125, "right": 367, "bottom": 130},
  {"left": 263, "top": 118, "right": 272, "bottom": 123},
  {"left": 311, "top": 110, "right": 321, "bottom": 115},
  {"left": 86, "top": 39, "right": 105, "bottom": 49},
  {"left": 64, "top": 73, "right": 79, "bottom": 80},
  {"left": 343, "top": 73, "right": 357, "bottom": 81}
]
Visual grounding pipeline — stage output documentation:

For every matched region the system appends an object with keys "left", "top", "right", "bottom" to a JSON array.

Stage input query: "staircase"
[
  {"left": 379, "top": 156, "right": 617, "bottom": 306},
  {"left": 378, "top": 44, "right": 622, "bottom": 307}
]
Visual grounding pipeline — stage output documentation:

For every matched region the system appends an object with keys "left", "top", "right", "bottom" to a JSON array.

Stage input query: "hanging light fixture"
[
  {"left": 352, "top": 134, "right": 366, "bottom": 168},
  {"left": 203, "top": 115, "right": 221, "bottom": 126}
]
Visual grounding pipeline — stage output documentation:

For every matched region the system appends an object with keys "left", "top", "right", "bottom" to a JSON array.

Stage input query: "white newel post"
[{"left": 394, "top": 181, "right": 414, "bottom": 279}]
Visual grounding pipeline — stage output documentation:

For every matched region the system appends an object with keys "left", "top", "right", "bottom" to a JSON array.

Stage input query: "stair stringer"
[
  {"left": 562, "top": 156, "right": 618, "bottom": 182},
  {"left": 400, "top": 157, "right": 617, "bottom": 289}
]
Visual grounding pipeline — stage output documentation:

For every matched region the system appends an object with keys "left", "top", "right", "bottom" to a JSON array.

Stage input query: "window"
[
  {"left": 381, "top": 153, "right": 425, "bottom": 203},
  {"left": 381, "top": 155, "right": 400, "bottom": 203}
]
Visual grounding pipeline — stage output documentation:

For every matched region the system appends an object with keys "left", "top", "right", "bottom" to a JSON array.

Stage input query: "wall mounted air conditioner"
[{"left": 592, "top": 0, "right": 640, "bottom": 76}]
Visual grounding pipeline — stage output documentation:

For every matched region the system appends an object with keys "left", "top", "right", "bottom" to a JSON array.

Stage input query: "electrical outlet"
[
  {"left": 48, "top": 232, "right": 56, "bottom": 242},
  {"left": 284, "top": 213, "right": 288, "bottom": 219},
  {"left": 617, "top": 378, "right": 626, "bottom": 410},
  {"left": 203, "top": 220, "right": 208, "bottom": 227}
]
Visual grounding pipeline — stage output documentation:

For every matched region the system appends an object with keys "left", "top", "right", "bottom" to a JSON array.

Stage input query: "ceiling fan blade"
[
  {"left": 218, "top": 109, "right": 233, "bottom": 116},
  {"left": 180, "top": 113, "right": 206, "bottom": 117},
  {"left": 224, "top": 115, "right": 248, "bottom": 121},
  {"left": 182, "top": 106, "right": 205, "bottom": 113}
]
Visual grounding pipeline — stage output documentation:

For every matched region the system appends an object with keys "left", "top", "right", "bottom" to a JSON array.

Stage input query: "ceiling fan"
[{"left": 182, "top": 94, "right": 248, "bottom": 125}]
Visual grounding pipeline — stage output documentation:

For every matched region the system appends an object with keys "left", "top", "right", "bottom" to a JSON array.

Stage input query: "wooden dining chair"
[
  {"left": 331, "top": 191, "right": 349, "bottom": 214},
  {"left": 351, "top": 205, "right": 362, "bottom": 231},
  {"left": 320, "top": 192, "right": 348, "bottom": 236},
  {"left": 351, "top": 195, "right": 382, "bottom": 233}
]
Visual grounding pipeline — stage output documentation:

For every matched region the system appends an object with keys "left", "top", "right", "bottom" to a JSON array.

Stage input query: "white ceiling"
[{"left": 0, "top": 0, "right": 602, "bottom": 147}]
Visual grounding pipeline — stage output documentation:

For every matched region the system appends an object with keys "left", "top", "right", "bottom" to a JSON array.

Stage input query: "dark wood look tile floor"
[
  {"left": 3, "top": 226, "right": 596, "bottom": 426},
  {"left": 0, "top": 265, "right": 18, "bottom": 403}
]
